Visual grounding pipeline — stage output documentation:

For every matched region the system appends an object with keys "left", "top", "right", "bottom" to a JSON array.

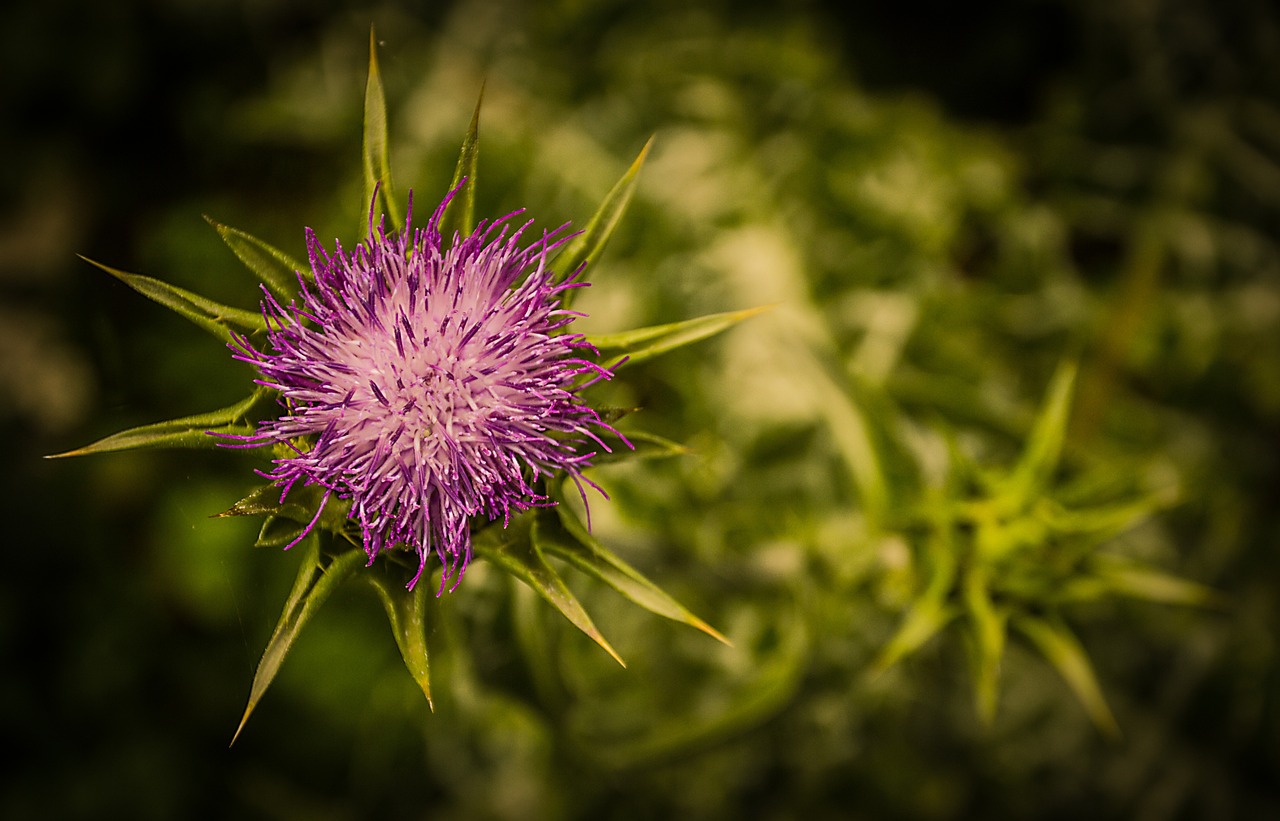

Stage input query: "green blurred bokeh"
[{"left": 4, "top": 0, "right": 1279, "bottom": 818}]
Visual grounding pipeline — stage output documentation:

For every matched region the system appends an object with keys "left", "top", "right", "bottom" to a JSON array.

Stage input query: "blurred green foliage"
[{"left": 4, "top": 0, "right": 1279, "bottom": 818}]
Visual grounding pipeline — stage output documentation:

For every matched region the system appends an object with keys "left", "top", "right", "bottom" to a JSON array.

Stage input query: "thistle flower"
[
  {"left": 59, "top": 41, "right": 745, "bottom": 732},
  {"left": 225, "top": 187, "right": 618, "bottom": 591}
]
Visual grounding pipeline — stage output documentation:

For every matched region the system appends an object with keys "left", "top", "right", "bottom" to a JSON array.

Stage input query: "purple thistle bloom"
[{"left": 225, "top": 188, "right": 620, "bottom": 591}]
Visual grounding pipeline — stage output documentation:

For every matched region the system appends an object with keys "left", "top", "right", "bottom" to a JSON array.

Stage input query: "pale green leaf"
[
  {"left": 217, "top": 483, "right": 353, "bottom": 549},
  {"left": 205, "top": 216, "right": 308, "bottom": 298},
  {"left": 439, "top": 85, "right": 482, "bottom": 242},
  {"left": 585, "top": 428, "right": 689, "bottom": 466},
  {"left": 232, "top": 540, "right": 366, "bottom": 743},
  {"left": 1014, "top": 613, "right": 1121, "bottom": 739},
  {"left": 254, "top": 515, "right": 309, "bottom": 549},
  {"left": 1008, "top": 361, "right": 1078, "bottom": 501},
  {"left": 1090, "top": 554, "right": 1226, "bottom": 608},
  {"left": 962, "top": 567, "right": 1008, "bottom": 726},
  {"left": 778, "top": 353, "right": 895, "bottom": 526},
  {"left": 218, "top": 484, "right": 314, "bottom": 548},
  {"left": 873, "top": 533, "right": 959, "bottom": 674},
  {"left": 80, "top": 256, "right": 267, "bottom": 343},
  {"left": 554, "top": 137, "right": 652, "bottom": 305},
  {"left": 1039, "top": 495, "right": 1166, "bottom": 542},
  {"left": 365, "top": 564, "right": 433, "bottom": 709},
  {"left": 510, "top": 580, "right": 565, "bottom": 710},
  {"left": 362, "top": 29, "right": 400, "bottom": 231},
  {"left": 588, "top": 305, "right": 769, "bottom": 370},
  {"left": 538, "top": 505, "right": 728, "bottom": 644},
  {"left": 472, "top": 516, "right": 624, "bottom": 666},
  {"left": 47, "top": 389, "right": 269, "bottom": 459},
  {"left": 873, "top": 595, "right": 960, "bottom": 676}
]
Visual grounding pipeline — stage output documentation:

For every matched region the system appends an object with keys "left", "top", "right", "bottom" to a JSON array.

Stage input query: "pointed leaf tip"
[
  {"left": 231, "top": 542, "right": 366, "bottom": 744},
  {"left": 79, "top": 255, "right": 267, "bottom": 343},
  {"left": 1010, "top": 361, "right": 1079, "bottom": 500},
  {"left": 589, "top": 305, "right": 770, "bottom": 371},
  {"left": 1014, "top": 614, "right": 1121, "bottom": 740},
  {"left": 47, "top": 389, "right": 269, "bottom": 459},
  {"left": 441, "top": 83, "right": 483, "bottom": 242},
  {"left": 538, "top": 505, "right": 730, "bottom": 646},
  {"left": 366, "top": 568, "right": 434, "bottom": 709},
  {"left": 204, "top": 215, "right": 308, "bottom": 298},
  {"left": 362, "top": 28, "right": 400, "bottom": 232},
  {"left": 473, "top": 519, "right": 625, "bottom": 666},
  {"left": 554, "top": 136, "right": 655, "bottom": 303}
]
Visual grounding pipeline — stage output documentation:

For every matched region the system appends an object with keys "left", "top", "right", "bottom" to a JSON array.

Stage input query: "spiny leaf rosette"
[{"left": 225, "top": 189, "right": 619, "bottom": 591}]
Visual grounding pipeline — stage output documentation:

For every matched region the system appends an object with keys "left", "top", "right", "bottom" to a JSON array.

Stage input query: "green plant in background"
[
  {"left": 51, "top": 35, "right": 755, "bottom": 739},
  {"left": 872, "top": 361, "right": 1221, "bottom": 736}
]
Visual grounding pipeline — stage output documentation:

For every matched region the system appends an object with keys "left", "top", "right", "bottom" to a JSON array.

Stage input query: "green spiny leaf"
[
  {"left": 510, "top": 580, "right": 566, "bottom": 710},
  {"left": 205, "top": 216, "right": 308, "bottom": 299},
  {"left": 537, "top": 504, "right": 728, "bottom": 644},
  {"left": 216, "top": 483, "right": 296, "bottom": 519},
  {"left": 472, "top": 515, "right": 624, "bottom": 666},
  {"left": 792, "top": 352, "right": 893, "bottom": 526},
  {"left": 362, "top": 28, "right": 400, "bottom": 232},
  {"left": 1008, "top": 361, "right": 1078, "bottom": 502},
  {"left": 586, "top": 428, "right": 690, "bottom": 466},
  {"left": 80, "top": 256, "right": 267, "bottom": 343},
  {"left": 588, "top": 305, "right": 769, "bottom": 370},
  {"left": 1038, "top": 494, "right": 1167, "bottom": 542},
  {"left": 365, "top": 564, "right": 433, "bottom": 709},
  {"left": 873, "top": 593, "right": 960, "bottom": 677},
  {"left": 47, "top": 389, "right": 270, "bottom": 459},
  {"left": 1013, "top": 613, "right": 1121, "bottom": 739},
  {"left": 1089, "top": 554, "right": 1226, "bottom": 608},
  {"left": 254, "top": 515, "right": 310, "bottom": 549},
  {"left": 440, "top": 85, "right": 482, "bottom": 242},
  {"left": 962, "top": 567, "right": 1008, "bottom": 726},
  {"left": 554, "top": 137, "right": 652, "bottom": 305},
  {"left": 873, "top": 531, "right": 959, "bottom": 674},
  {"left": 232, "top": 539, "right": 366, "bottom": 743},
  {"left": 217, "top": 483, "right": 353, "bottom": 549}
]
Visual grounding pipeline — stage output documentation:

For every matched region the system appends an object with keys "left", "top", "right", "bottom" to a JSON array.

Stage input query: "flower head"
[{"left": 227, "top": 188, "right": 617, "bottom": 590}]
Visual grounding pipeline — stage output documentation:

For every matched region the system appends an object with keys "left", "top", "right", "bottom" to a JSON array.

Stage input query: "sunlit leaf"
[
  {"left": 362, "top": 28, "right": 400, "bottom": 231},
  {"left": 510, "top": 580, "right": 565, "bottom": 710},
  {"left": 216, "top": 483, "right": 316, "bottom": 549},
  {"left": 205, "top": 216, "right": 308, "bottom": 298},
  {"left": 80, "top": 256, "right": 267, "bottom": 343},
  {"left": 962, "top": 567, "right": 1008, "bottom": 726},
  {"left": 254, "top": 515, "right": 309, "bottom": 549},
  {"left": 873, "top": 531, "right": 958, "bottom": 674},
  {"left": 47, "top": 389, "right": 270, "bottom": 459},
  {"left": 1039, "top": 495, "right": 1166, "bottom": 542},
  {"left": 554, "top": 137, "right": 652, "bottom": 305},
  {"left": 231, "top": 539, "right": 366, "bottom": 743},
  {"left": 588, "top": 305, "right": 769, "bottom": 370},
  {"left": 1008, "top": 361, "right": 1078, "bottom": 502},
  {"left": 472, "top": 515, "right": 624, "bottom": 666},
  {"left": 1014, "top": 613, "right": 1121, "bottom": 739},
  {"left": 440, "top": 85, "right": 482, "bottom": 242},
  {"left": 537, "top": 505, "right": 728, "bottom": 644},
  {"left": 218, "top": 483, "right": 353, "bottom": 550},
  {"left": 1089, "top": 554, "right": 1226, "bottom": 608},
  {"left": 801, "top": 353, "right": 893, "bottom": 525},
  {"left": 216, "top": 482, "right": 299, "bottom": 519},
  {"left": 584, "top": 428, "right": 689, "bottom": 466},
  {"left": 365, "top": 563, "right": 433, "bottom": 709}
]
